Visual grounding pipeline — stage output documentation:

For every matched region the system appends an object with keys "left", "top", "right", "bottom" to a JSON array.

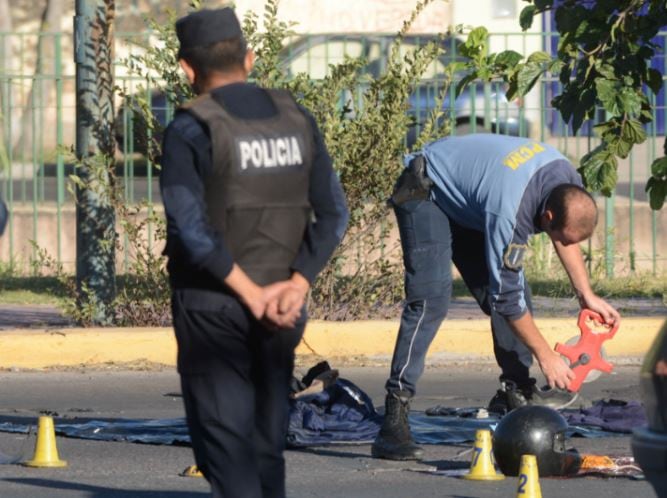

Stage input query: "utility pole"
[{"left": 74, "top": 0, "right": 116, "bottom": 324}]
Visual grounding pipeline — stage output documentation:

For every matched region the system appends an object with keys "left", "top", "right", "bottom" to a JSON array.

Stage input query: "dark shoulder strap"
[
  {"left": 265, "top": 88, "right": 300, "bottom": 112},
  {"left": 180, "top": 93, "right": 225, "bottom": 123}
]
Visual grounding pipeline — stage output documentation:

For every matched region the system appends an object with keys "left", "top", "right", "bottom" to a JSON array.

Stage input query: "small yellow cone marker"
[
  {"left": 462, "top": 429, "right": 504, "bottom": 480},
  {"left": 23, "top": 416, "right": 67, "bottom": 468},
  {"left": 180, "top": 465, "right": 204, "bottom": 478},
  {"left": 516, "top": 454, "right": 542, "bottom": 498}
]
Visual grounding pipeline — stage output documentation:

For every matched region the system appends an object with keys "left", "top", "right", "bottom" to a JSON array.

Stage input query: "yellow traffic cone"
[
  {"left": 23, "top": 416, "right": 67, "bottom": 468},
  {"left": 180, "top": 465, "right": 204, "bottom": 478},
  {"left": 516, "top": 454, "right": 542, "bottom": 498},
  {"left": 462, "top": 429, "right": 504, "bottom": 480}
]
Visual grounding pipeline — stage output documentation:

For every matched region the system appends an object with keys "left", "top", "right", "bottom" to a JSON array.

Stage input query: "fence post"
[
  {"left": 605, "top": 194, "right": 615, "bottom": 278},
  {"left": 74, "top": 0, "right": 116, "bottom": 324}
]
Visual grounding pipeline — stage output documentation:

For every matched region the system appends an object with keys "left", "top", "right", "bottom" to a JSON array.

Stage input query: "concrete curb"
[{"left": 0, "top": 317, "right": 664, "bottom": 370}]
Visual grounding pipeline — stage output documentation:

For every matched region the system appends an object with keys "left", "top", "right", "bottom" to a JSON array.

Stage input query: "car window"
[{"left": 284, "top": 40, "right": 380, "bottom": 79}]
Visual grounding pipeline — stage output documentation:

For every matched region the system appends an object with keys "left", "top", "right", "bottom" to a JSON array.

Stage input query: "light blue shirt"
[{"left": 407, "top": 134, "right": 581, "bottom": 318}]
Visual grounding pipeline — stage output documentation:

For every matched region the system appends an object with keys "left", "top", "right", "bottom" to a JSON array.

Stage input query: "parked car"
[
  {"left": 116, "top": 33, "right": 530, "bottom": 156},
  {"left": 280, "top": 33, "right": 530, "bottom": 145},
  {"left": 632, "top": 319, "right": 667, "bottom": 496}
]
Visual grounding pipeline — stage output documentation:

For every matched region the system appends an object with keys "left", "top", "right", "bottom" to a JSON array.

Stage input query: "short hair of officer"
[
  {"left": 544, "top": 184, "right": 597, "bottom": 245},
  {"left": 178, "top": 36, "right": 247, "bottom": 79}
]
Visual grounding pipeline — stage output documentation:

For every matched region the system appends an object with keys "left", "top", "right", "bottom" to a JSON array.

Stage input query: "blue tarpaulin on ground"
[{"left": 0, "top": 380, "right": 646, "bottom": 448}]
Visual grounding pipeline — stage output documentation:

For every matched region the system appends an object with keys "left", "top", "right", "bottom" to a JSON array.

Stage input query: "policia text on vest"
[{"left": 236, "top": 134, "right": 305, "bottom": 172}]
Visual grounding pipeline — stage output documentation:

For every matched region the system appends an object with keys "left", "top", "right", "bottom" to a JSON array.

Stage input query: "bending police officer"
[
  {"left": 160, "top": 8, "right": 348, "bottom": 497},
  {"left": 372, "top": 133, "right": 620, "bottom": 461}
]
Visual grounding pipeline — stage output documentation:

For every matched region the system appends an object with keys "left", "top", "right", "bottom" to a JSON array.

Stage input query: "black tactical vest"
[{"left": 183, "top": 89, "right": 313, "bottom": 285}]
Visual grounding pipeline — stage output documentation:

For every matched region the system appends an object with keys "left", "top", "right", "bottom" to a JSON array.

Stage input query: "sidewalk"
[{"left": 0, "top": 298, "right": 664, "bottom": 370}]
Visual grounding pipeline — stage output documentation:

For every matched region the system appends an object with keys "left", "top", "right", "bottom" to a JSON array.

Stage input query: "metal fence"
[{"left": 0, "top": 30, "right": 665, "bottom": 275}]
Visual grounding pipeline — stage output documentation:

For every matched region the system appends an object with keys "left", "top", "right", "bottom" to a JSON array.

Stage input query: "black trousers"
[{"left": 171, "top": 289, "right": 305, "bottom": 498}]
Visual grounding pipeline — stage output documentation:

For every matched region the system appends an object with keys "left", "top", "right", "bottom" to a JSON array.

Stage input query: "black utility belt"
[{"left": 389, "top": 155, "right": 434, "bottom": 206}]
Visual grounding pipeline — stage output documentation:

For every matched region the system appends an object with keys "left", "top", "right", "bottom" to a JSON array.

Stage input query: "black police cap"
[{"left": 176, "top": 7, "right": 243, "bottom": 56}]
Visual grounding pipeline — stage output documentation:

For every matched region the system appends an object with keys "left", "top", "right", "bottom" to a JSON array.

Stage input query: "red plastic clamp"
[{"left": 555, "top": 309, "right": 619, "bottom": 393}]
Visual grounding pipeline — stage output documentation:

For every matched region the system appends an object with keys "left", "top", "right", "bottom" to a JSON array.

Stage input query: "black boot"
[
  {"left": 371, "top": 391, "right": 423, "bottom": 460},
  {"left": 488, "top": 380, "right": 530, "bottom": 415}
]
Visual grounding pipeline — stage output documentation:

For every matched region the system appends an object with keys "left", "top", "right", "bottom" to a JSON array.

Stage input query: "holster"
[{"left": 388, "top": 155, "right": 434, "bottom": 207}]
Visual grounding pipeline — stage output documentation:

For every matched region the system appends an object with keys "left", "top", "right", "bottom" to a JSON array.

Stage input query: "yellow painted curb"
[
  {"left": 0, "top": 317, "right": 663, "bottom": 369},
  {"left": 0, "top": 328, "right": 176, "bottom": 370},
  {"left": 296, "top": 317, "right": 665, "bottom": 358}
]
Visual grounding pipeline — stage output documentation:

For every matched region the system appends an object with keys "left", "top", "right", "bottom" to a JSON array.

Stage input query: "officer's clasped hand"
[
  {"left": 265, "top": 286, "right": 304, "bottom": 329},
  {"left": 258, "top": 276, "right": 309, "bottom": 330}
]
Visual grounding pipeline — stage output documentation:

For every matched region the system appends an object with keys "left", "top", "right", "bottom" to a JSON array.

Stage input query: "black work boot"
[
  {"left": 488, "top": 380, "right": 530, "bottom": 415},
  {"left": 371, "top": 391, "right": 424, "bottom": 461}
]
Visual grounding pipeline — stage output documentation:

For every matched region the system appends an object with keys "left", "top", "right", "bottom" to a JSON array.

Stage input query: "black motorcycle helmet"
[{"left": 492, "top": 405, "right": 580, "bottom": 476}]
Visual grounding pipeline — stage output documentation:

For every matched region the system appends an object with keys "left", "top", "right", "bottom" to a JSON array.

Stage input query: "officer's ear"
[
  {"left": 243, "top": 50, "right": 255, "bottom": 75},
  {"left": 541, "top": 209, "right": 555, "bottom": 232},
  {"left": 179, "top": 58, "right": 196, "bottom": 85}
]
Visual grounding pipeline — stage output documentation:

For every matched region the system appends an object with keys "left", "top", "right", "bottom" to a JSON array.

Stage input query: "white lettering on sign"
[{"left": 239, "top": 136, "right": 304, "bottom": 170}]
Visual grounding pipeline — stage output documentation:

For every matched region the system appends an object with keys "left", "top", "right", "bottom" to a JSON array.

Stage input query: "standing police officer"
[
  {"left": 161, "top": 8, "right": 348, "bottom": 497},
  {"left": 372, "top": 133, "right": 620, "bottom": 461}
]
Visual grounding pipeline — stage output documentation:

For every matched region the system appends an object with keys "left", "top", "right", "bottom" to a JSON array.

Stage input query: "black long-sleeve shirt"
[{"left": 160, "top": 82, "right": 349, "bottom": 291}]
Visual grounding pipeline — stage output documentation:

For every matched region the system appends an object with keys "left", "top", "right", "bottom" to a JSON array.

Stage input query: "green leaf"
[
  {"left": 455, "top": 73, "right": 478, "bottom": 98},
  {"left": 548, "top": 59, "right": 565, "bottom": 75},
  {"left": 477, "top": 67, "right": 492, "bottom": 80},
  {"left": 555, "top": 5, "right": 580, "bottom": 32},
  {"left": 646, "top": 68, "right": 663, "bottom": 95},
  {"left": 619, "top": 88, "right": 643, "bottom": 117},
  {"left": 462, "top": 26, "right": 488, "bottom": 56},
  {"left": 574, "top": 20, "right": 590, "bottom": 40},
  {"left": 579, "top": 145, "right": 618, "bottom": 196},
  {"left": 520, "top": 5, "right": 536, "bottom": 31},
  {"left": 506, "top": 78, "right": 519, "bottom": 102},
  {"left": 527, "top": 51, "right": 552, "bottom": 64},
  {"left": 593, "top": 121, "right": 616, "bottom": 139},
  {"left": 621, "top": 119, "right": 647, "bottom": 145},
  {"left": 516, "top": 62, "right": 543, "bottom": 96},
  {"left": 595, "top": 78, "right": 620, "bottom": 115},
  {"left": 645, "top": 176, "right": 667, "bottom": 210},
  {"left": 607, "top": 136, "right": 632, "bottom": 159},
  {"left": 495, "top": 50, "right": 523, "bottom": 69},
  {"left": 639, "top": 101, "right": 654, "bottom": 124},
  {"left": 445, "top": 61, "right": 469, "bottom": 75},
  {"left": 651, "top": 156, "right": 667, "bottom": 177},
  {"left": 571, "top": 88, "right": 595, "bottom": 135},
  {"left": 598, "top": 161, "right": 618, "bottom": 197},
  {"left": 553, "top": 88, "right": 577, "bottom": 122},
  {"left": 595, "top": 63, "right": 616, "bottom": 80}
]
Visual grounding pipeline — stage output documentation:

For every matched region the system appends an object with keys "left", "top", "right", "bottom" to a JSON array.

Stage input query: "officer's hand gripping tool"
[{"left": 555, "top": 309, "right": 619, "bottom": 393}]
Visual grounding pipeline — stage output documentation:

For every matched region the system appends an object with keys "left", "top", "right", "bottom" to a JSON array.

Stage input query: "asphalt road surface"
[{"left": 0, "top": 364, "right": 657, "bottom": 498}]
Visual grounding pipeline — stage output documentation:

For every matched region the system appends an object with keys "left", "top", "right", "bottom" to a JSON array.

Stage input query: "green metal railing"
[{"left": 0, "top": 30, "right": 664, "bottom": 276}]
